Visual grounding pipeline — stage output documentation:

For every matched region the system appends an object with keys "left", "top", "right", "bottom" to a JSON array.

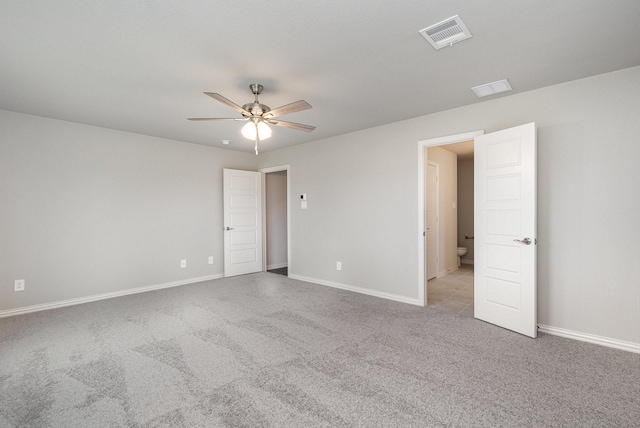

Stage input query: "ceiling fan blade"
[
  {"left": 187, "top": 117, "right": 248, "bottom": 121},
  {"left": 204, "top": 92, "right": 251, "bottom": 116},
  {"left": 268, "top": 119, "right": 316, "bottom": 132},
  {"left": 266, "top": 100, "right": 312, "bottom": 118}
]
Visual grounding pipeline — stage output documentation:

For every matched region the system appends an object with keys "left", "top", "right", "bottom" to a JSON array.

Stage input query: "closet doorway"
[{"left": 261, "top": 165, "right": 290, "bottom": 276}]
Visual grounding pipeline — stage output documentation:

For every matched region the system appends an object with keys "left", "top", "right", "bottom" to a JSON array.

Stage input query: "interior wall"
[
  {"left": 457, "top": 157, "right": 474, "bottom": 263},
  {"left": 265, "top": 171, "right": 288, "bottom": 269},
  {"left": 258, "top": 66, "right": 640, "bottom": 345},
  {"left": 0, "top": 110, "right": 258, "bottom": 312},
  {"left": 426, "top": 146, "right": 458, "bottom": 274}
]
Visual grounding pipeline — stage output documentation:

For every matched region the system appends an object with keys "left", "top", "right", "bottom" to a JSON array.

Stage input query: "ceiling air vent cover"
[{"left": 419, "top": 15, "right": 472, "bottom": 49}]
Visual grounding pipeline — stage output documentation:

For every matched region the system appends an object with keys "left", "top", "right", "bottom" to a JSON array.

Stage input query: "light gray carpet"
[{"left": 1, "top": 272, "right": 638, "bottom": 427}]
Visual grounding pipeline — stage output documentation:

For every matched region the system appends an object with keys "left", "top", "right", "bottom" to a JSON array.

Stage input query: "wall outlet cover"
[
  {"left": 208, "top": 256, "right": 214, "bottom": 265},
  {"left": 14, "top": 279, "right": 25, "bottom": 292}
]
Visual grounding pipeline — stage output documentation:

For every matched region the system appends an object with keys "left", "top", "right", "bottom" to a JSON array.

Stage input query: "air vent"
[
  {"left": 471, "top": 79, "right": 513, "bottom": 97},
  {"left": 419, "top": 15, "right": 472, "bottom": 50}
]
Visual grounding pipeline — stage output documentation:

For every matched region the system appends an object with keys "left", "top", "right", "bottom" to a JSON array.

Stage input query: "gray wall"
[
  {"left": 259, "top": 66, "right": 640, "bottom": 344},
  {"left": 265, "top": 171, "right": 288, "bottom": 269},
  {"left": 0, "top": 110, "right": 257, "bottom": 311}
]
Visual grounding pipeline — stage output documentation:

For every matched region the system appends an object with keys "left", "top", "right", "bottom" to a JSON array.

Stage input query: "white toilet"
[{"left": 456, "top": 247, "right": 468, "bottom": 267}]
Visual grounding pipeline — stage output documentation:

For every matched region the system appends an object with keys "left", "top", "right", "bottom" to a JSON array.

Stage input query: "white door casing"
[
  {"left": 474, "top": 122, "right": 537, "bottom": 338},
  {"left": 426, "top": 161, "right": 439, "bottom": 280},
  {"left": 223, "top": 169, "right": 263, "bottom": 277}
]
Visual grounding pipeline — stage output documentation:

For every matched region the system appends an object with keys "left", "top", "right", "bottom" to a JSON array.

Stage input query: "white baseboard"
[
  {"left": 461, "top": 259, "right": 474, "bottom": 265},
  {"left": 289, "top": 274, "right": 421, "bottom": 306},
  {"left": 267, "top": 263, "right": 288, "bottom": 270},
  {"left": 0, "top": 274, "right": 224, "bottom": 318},
  {"left": 538, "top": 324, "right": 640, "bottom": 354}
]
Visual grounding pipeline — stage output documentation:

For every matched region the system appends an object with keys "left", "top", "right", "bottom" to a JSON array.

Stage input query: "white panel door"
[
  {"left": 223, "top": 169, "right": 263, "bottom": 277},
  {"left": 474, "top": 123, "right": 537, "bottom": 337},
  {"left": 426, "top": 161, "right": 439, "bottom": 280}
]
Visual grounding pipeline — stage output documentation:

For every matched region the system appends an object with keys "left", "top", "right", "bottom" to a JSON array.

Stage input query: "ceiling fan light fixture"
[{"left": 241, "top": 121, "right": 272, "bottom": 141}]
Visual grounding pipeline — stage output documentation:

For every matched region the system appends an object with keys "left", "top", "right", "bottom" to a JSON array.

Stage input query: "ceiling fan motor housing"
[{"left": 242, "top": 102, "right": 271, "bottom": 118}]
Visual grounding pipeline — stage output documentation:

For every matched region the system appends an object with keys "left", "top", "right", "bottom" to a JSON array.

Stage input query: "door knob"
[
  {"left": 513, "top": 237, "right": 532, "bottom": 245},
  {"left": 224, "top": 227, "right": 234, "bottom": 231}
]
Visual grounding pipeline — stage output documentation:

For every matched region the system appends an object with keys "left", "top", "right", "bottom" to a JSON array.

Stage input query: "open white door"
[
  {"left": 223, "top": 169, "right": 263, "bottom": 277},
  {"left": 474, "top": 123, "right": 537, "bottom": 337}
]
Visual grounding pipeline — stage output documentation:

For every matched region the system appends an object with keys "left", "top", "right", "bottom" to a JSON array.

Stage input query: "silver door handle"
[
  {"left": 513, "top": 237, "right": 532, "bottom": 245},
  {"left": 224, "top": 227, "right": 234, "bottom": 231}
]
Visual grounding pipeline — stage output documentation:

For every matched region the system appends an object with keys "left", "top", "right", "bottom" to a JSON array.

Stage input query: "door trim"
[
  {"left": 259, "top": 164, "right": 291, "bottom": 275},
  {"left": 417, "top": 131, "right": 484, "bottom": 306}
]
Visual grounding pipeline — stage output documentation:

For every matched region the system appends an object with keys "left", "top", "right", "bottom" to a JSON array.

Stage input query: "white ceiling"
[{"left": 2, "top": 1, "right": 639, "bottom": 153}]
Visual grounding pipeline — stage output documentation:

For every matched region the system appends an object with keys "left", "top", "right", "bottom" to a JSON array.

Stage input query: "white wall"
[
  {"left": 0, "top": 110, "right": 257, "bottom": 313},
  {"left": 426, "top": 146, "right": 457, "bottom": 274},
  {"left": 259, "top": 66, "right": 640, "bottom": 345},
  {"left": 457, "top": 157, "right": 474, "bottom": 263},
  {"left": 265, "top": 171, "right": 288, "bottom": 269}
]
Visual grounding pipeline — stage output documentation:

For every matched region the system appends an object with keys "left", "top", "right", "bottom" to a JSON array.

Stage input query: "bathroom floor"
[
  {"left": 427, "top": 265, "right": 474, "bottom": 317},
  {"left": 268, "top": 266, "right": 288, "bottom": 276}
]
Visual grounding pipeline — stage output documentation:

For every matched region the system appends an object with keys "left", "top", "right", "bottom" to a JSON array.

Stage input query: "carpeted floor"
[{"left": 1, "top": 272, "right": 638, "bottom": 427}]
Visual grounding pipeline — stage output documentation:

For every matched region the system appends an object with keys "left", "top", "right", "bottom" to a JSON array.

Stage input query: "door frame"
[
  {"left": 417, "top": 131, "right": 484, "bottom": 306},
  {"left": 259, "top": 164, "right": 291, "bottom": 275}
]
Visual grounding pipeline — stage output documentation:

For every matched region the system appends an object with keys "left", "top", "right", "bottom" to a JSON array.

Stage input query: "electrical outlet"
[
  {"left": 180, "top": 259, "right": 187, "bottom": 268},
  {"left": 336, "top": 261, "right": 342, "bottom": 271},
  {"left": 208, "top": 256, "right": 214, "bottom": 265},
  {"left": 14, "top": 279, "right": 25, "bottom": 292}
]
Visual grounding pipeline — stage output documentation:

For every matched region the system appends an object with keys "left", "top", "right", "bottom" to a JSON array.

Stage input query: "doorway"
[
  {"left": 424, "top": 141, "right": 475, "bottom": 316},
  {"left": 260, "top": 165, "right": 290, "bottom": 277},
  {"left": 417, "top": 131, "right": 483, "bottom": 307}
]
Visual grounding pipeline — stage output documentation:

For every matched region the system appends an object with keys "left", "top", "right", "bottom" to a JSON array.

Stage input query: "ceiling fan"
[{"left": 188, "top": 83, "right": 315, "bottom": 154}]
